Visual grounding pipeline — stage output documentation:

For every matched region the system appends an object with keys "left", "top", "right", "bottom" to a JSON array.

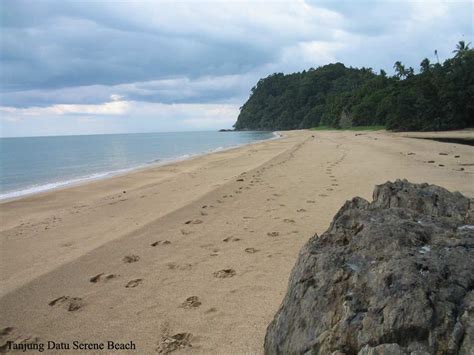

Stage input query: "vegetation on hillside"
[{"left": 234, "top": 42, "right": 474, "bottom": 131}]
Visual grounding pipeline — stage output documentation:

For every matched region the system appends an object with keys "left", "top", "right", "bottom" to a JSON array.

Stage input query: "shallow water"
[{"left": 0, "top": 131, "right": 275, "bottom": 199}]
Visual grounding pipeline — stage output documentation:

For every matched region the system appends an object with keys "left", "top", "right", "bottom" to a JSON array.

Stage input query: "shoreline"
[
  {"left": 0, "top": 132, "right": 282, "bottom": 203},
  {"left": 1, "top": 129, "right": 473, "bottom": 353},
  {"left": 0, "top": 130, "right": 296, "bottom": 296}
]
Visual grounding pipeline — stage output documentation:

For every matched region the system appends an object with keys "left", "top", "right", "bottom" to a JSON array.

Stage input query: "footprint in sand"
[
  {"left": 180, "top": 296, "right": 202, "bottom": 309},
  {"left": 306, "top": 200, "right": 316, "bottom": 203},
  {"left": 180, "top": 229, "right": 192, "bottom": 235},
  {"left": 90, "top": 273, "right": 117, "bottom": 283},
  {"left": 267, "top": 231, "right": 279, "bottom": 237},
  {"left": 283, "top": 219, "right": 295, "bottom": 224},
  {"left": 319, "top": 194, "right": 328, "bottom": 197},
  {"left": 167, "top": 263, "right": 192, "bottom": 270},
  {"left": 184, "top": 219, "right": 203, "bottom": 225},
  {"left": 297, "top": 209, "right": 307, "bottom": 213},
  {"left": 0, "top": 327, "right": 14, "bottom": 337},
  {"left": 245, "top": 247, "right": 259, "bottom": 254},
  {"left": 123, "top": 255, "right": 140, "bottom": 263},
  {"left": 151, "top": 240, "right": 171, "bottom": 247},
  {"left": 205, "top": 307, "right": 217, "bottom": 314},
  {"left": 0, "top": 328, "right": 41, "bottom": 353},
  {"left": 213, "top": 269, "right": 236, "bottom": 278},
  {"left": 223, "top": 237, "right": 241, "bottom": 242},
  {"left": 125, "top": 279, "right": 143, "bottom": 288},
  {"left": 157, "top": 333, "right": 192, "bottom": 353},
  {"left": 49, "top": 296, "right": 85, "bottom": 312},
  {"left": 326, "top": 188, "right": 334, "bottom": 191},
  {"left": 332, "top": 184, "right": 339, "bottom": 186}
]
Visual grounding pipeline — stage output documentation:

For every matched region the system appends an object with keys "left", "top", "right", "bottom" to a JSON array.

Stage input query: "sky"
[{"left": 0, "top": 0, "right": 472, "bottom": 137}]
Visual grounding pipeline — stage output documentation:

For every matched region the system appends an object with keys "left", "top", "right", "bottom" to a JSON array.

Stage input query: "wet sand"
[{"left": 1, "top": 129, "right": 472, "bottom": 353}]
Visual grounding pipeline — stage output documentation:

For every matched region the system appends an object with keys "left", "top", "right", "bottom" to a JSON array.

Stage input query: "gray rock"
[
  {"left": 265, "top": 180, "right": 474, "bottom": 355},
  {"left": 358, "top": 343, "right": 408, "bottom": 355}
]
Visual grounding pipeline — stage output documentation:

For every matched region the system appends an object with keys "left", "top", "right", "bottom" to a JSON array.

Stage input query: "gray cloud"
[
  {"left": 0, "top": 73, "right": 259, "bottom": 107},
  {"left": 1, "top": 11, "right": 274, "bottom": 92},
  {"left": 0, "top": 0, "right": 472, "bottom": 136}
]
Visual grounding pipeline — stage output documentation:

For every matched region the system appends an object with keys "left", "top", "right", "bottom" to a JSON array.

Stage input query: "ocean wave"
[{"left": 0, "top": 169, "right": 136, "bottom": 201}]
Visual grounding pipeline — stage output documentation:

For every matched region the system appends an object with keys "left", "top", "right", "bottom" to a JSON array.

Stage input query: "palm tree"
[
  {"left": 434, "top": 49, "right": 440, "bottom": 64},
  {"left": 453, "top": 40, "right": 471, "bottom": 57},
  {"left": 393, "top": 61, "right": 406, "bottom": 79},
  {"left": 420, "top": 58, "right": 431, "bottom": 73}
]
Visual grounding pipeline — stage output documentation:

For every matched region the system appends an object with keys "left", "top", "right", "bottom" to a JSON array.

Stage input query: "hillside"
[{"left": 234, "top": 42, "right": 474, "bottom": 131}]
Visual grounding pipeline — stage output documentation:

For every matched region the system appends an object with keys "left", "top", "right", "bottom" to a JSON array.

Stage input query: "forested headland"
[{"left": 233, "top": 42, "right": 473, "bottom": 131}]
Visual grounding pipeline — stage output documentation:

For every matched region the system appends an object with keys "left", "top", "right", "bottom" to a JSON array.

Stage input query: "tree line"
[{"left": 233, "top": 41, "right": 473, "bottom": 131}]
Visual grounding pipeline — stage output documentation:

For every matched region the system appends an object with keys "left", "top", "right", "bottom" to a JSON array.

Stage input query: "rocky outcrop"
[{"left": 265, "top": 180, "right": 474, "bottom": 355}]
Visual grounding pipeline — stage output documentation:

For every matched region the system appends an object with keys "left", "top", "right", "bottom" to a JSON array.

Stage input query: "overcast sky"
[{"left": 1, "top": 0, "right": 472, "bottom": 137}]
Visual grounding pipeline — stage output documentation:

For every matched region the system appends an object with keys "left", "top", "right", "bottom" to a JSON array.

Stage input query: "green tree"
[
  {"left": 393, "top": 61, "right": 407, "bottom": 79},
  {"left": 453, "top": 40, "right": 471, "bottom": 57},
  {"left": 234, "top": 41, "right": 474, "bottom": 132},
  {"left": 420, "top": 58, "right": 431, "bottom": 73}
]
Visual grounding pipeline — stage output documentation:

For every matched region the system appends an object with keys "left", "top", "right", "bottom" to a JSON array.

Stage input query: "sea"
[{"left": 0, "top": 131, "right": 276, "bottom": 200}]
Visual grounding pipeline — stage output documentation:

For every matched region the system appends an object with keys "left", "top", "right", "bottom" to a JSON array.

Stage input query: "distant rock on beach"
[{"left": 265, "top": 180, "right": 474, "bottom": 355}]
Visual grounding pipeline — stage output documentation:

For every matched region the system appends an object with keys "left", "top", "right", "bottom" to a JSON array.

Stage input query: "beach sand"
[{"left": 1, "top": 130, "right": 473, "bottom": 353}]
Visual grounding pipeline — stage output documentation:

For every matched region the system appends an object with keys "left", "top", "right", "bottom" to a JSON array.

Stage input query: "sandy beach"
[{"left": 1, "top": 129, "right": 473, "bottom": 353}]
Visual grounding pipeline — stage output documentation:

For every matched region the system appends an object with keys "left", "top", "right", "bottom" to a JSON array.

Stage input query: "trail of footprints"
[
  {"left": 7, "top": 137, "right": 468, "bottom": 351},
  {"left": 403, "top": 151, "right": 467, "bottom": 172},
  {"left": 5, "top": 141, "right": 313, "bottom": 351},
  {"left": 320, "top": 150, "right": 347, "bottom": 196},
  {"left": 35, "top": 179, "right": 258, "bottom": 352}
]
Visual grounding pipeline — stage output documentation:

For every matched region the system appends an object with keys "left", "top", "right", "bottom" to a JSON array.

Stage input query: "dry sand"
[{"left": 0, "top": 130, "right": 473, "bottom": 353}]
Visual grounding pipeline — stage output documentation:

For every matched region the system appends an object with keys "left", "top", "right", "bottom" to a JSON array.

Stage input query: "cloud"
[
  {"left": 0, "top": 100, "right": 239, "bottom": 137},
  {"left": 0, "top": 100, "right": 130, "bottom": 117},
  {"left": 0, "top": 0, "right": 472, "bottom": 136},
  {"left": 280, "top": 40, "right": 345, "bottom": 67},
  {"left": 0, "top": 73, "right": 260, "bottom": 108}
]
